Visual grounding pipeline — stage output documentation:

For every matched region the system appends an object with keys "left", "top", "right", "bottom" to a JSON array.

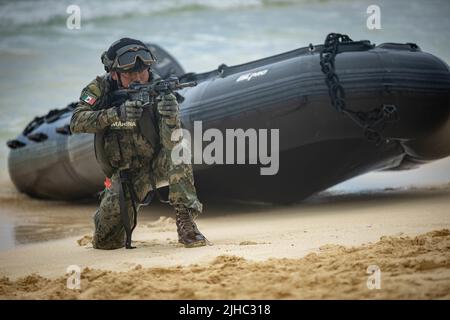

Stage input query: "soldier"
[{"left": 70, "top": 38, "right": 208, "bottom": 249}]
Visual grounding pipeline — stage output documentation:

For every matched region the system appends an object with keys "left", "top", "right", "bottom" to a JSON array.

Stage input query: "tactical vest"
[{"left": 93, "top": 73, "right": 162, "bottom": 178}]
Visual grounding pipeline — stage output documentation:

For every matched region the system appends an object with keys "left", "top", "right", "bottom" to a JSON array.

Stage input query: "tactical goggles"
[{"left": 113, "top": 44, "right": 156, "bottom": 71}]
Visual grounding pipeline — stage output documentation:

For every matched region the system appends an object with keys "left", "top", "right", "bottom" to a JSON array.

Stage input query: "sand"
[
  {"left": 1, "top": 229, "right": 450, "bottom": 299},
  {"left": 1, "top": 183, "right": 450, "bottom": 299}
]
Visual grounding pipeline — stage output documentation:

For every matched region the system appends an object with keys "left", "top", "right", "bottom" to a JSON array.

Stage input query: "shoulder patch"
[
  {"left": 79, "top": 76, "right": 106, "bottom": 107},
  {"left": 80, "top": 92, "right": 97, "bottom": 106}
]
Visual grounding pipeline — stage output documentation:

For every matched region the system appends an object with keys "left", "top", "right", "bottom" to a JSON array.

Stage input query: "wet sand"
[{"left": 1, "top": 181, "right": 450, "bottom": 299}]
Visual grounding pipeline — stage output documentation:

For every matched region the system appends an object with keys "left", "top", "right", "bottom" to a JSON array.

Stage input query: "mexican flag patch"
[{"left": 81, "top": 93, "right": 97, "bottom": 106}]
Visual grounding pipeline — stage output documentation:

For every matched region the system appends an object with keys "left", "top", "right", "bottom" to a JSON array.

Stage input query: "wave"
[{"left": 0, "top": 0, "right": 314, "bottom": 30}]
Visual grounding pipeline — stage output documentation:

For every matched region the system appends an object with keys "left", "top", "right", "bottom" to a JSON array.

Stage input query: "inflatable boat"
[{"left": 7, "top": 34, "right": 450, "bottom": 203}]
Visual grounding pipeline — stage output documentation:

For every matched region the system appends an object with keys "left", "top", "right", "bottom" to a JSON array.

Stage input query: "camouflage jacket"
[{"left": 70, "top": 73, "right": 161, "bottom": 170}]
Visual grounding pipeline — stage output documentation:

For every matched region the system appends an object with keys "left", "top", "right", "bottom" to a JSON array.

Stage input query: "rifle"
[{"left": 112, "top": 76, "right": 197, "bottom": 108}]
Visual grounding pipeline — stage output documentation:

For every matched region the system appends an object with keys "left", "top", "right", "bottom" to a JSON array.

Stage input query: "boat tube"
[{"left": 7, "top": 35, "right": 450, "bottom": 203}]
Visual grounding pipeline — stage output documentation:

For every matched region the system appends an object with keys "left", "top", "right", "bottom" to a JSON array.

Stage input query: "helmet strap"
[{"left": 116, "top": 72, "right": 124, "bottom": 88}]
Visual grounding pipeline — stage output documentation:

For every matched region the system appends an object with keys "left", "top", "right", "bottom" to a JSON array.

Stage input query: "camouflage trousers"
[{"left": 92, "top": 148, "right": 203, "bottom": 250}]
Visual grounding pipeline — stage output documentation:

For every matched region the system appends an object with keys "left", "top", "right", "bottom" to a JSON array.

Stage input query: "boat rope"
[{"left": 319, "top": 33, "right": 399, "bottom": 145}]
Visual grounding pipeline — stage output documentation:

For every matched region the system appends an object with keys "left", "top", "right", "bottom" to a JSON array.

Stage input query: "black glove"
[
  {"left": 116, "top": 100, "right": 143, "bottom": 122},
  {"left": 157, "top": 93, "right": 179, "bottom": 118}
]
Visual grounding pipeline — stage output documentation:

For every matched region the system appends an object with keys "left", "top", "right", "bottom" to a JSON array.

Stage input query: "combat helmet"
[{"left": 101, "top": 37, "right": 157, "bottom": 73}]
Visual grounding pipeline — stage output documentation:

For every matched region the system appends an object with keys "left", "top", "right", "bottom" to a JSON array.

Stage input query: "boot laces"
[{"left": 177, "top": 209, "right": 197, "bottom": 234}]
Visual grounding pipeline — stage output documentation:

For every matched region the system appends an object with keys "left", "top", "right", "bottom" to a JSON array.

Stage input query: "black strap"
[
  {"left": 138, "top": 104, "right": 160, "bottom": 151},
  {"left": 127, "top": 179, "right": 139, "bottom": 239},
  {"left": 118, "top": 176, "right": 133, "bottom": 249},
  {"left": 118, "top": 170, "right": 140, "bottom": 249}
]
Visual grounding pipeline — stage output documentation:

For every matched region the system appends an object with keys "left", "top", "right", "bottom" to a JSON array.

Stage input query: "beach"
[{"left": 1, "top": 181, "right": 449, "bottom": 299}]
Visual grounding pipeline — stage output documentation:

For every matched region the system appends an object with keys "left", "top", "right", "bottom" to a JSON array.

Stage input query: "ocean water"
[{"left": 1, "top": 0, "right": 450, "bottom": 191}]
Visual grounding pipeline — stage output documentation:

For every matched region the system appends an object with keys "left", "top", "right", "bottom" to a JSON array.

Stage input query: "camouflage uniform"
[{"left": 70, "top": 74, "right": 203, "bottom": 249}]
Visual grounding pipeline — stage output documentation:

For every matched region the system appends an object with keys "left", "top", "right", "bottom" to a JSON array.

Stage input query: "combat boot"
[{"left": 175, "top": 207, "right": 207, "bottom": 248}]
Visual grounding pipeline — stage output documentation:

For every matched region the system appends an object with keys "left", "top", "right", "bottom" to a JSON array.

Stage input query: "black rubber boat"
[{"left": 7, "top": 34, "right": 450, "bottom": 203}]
